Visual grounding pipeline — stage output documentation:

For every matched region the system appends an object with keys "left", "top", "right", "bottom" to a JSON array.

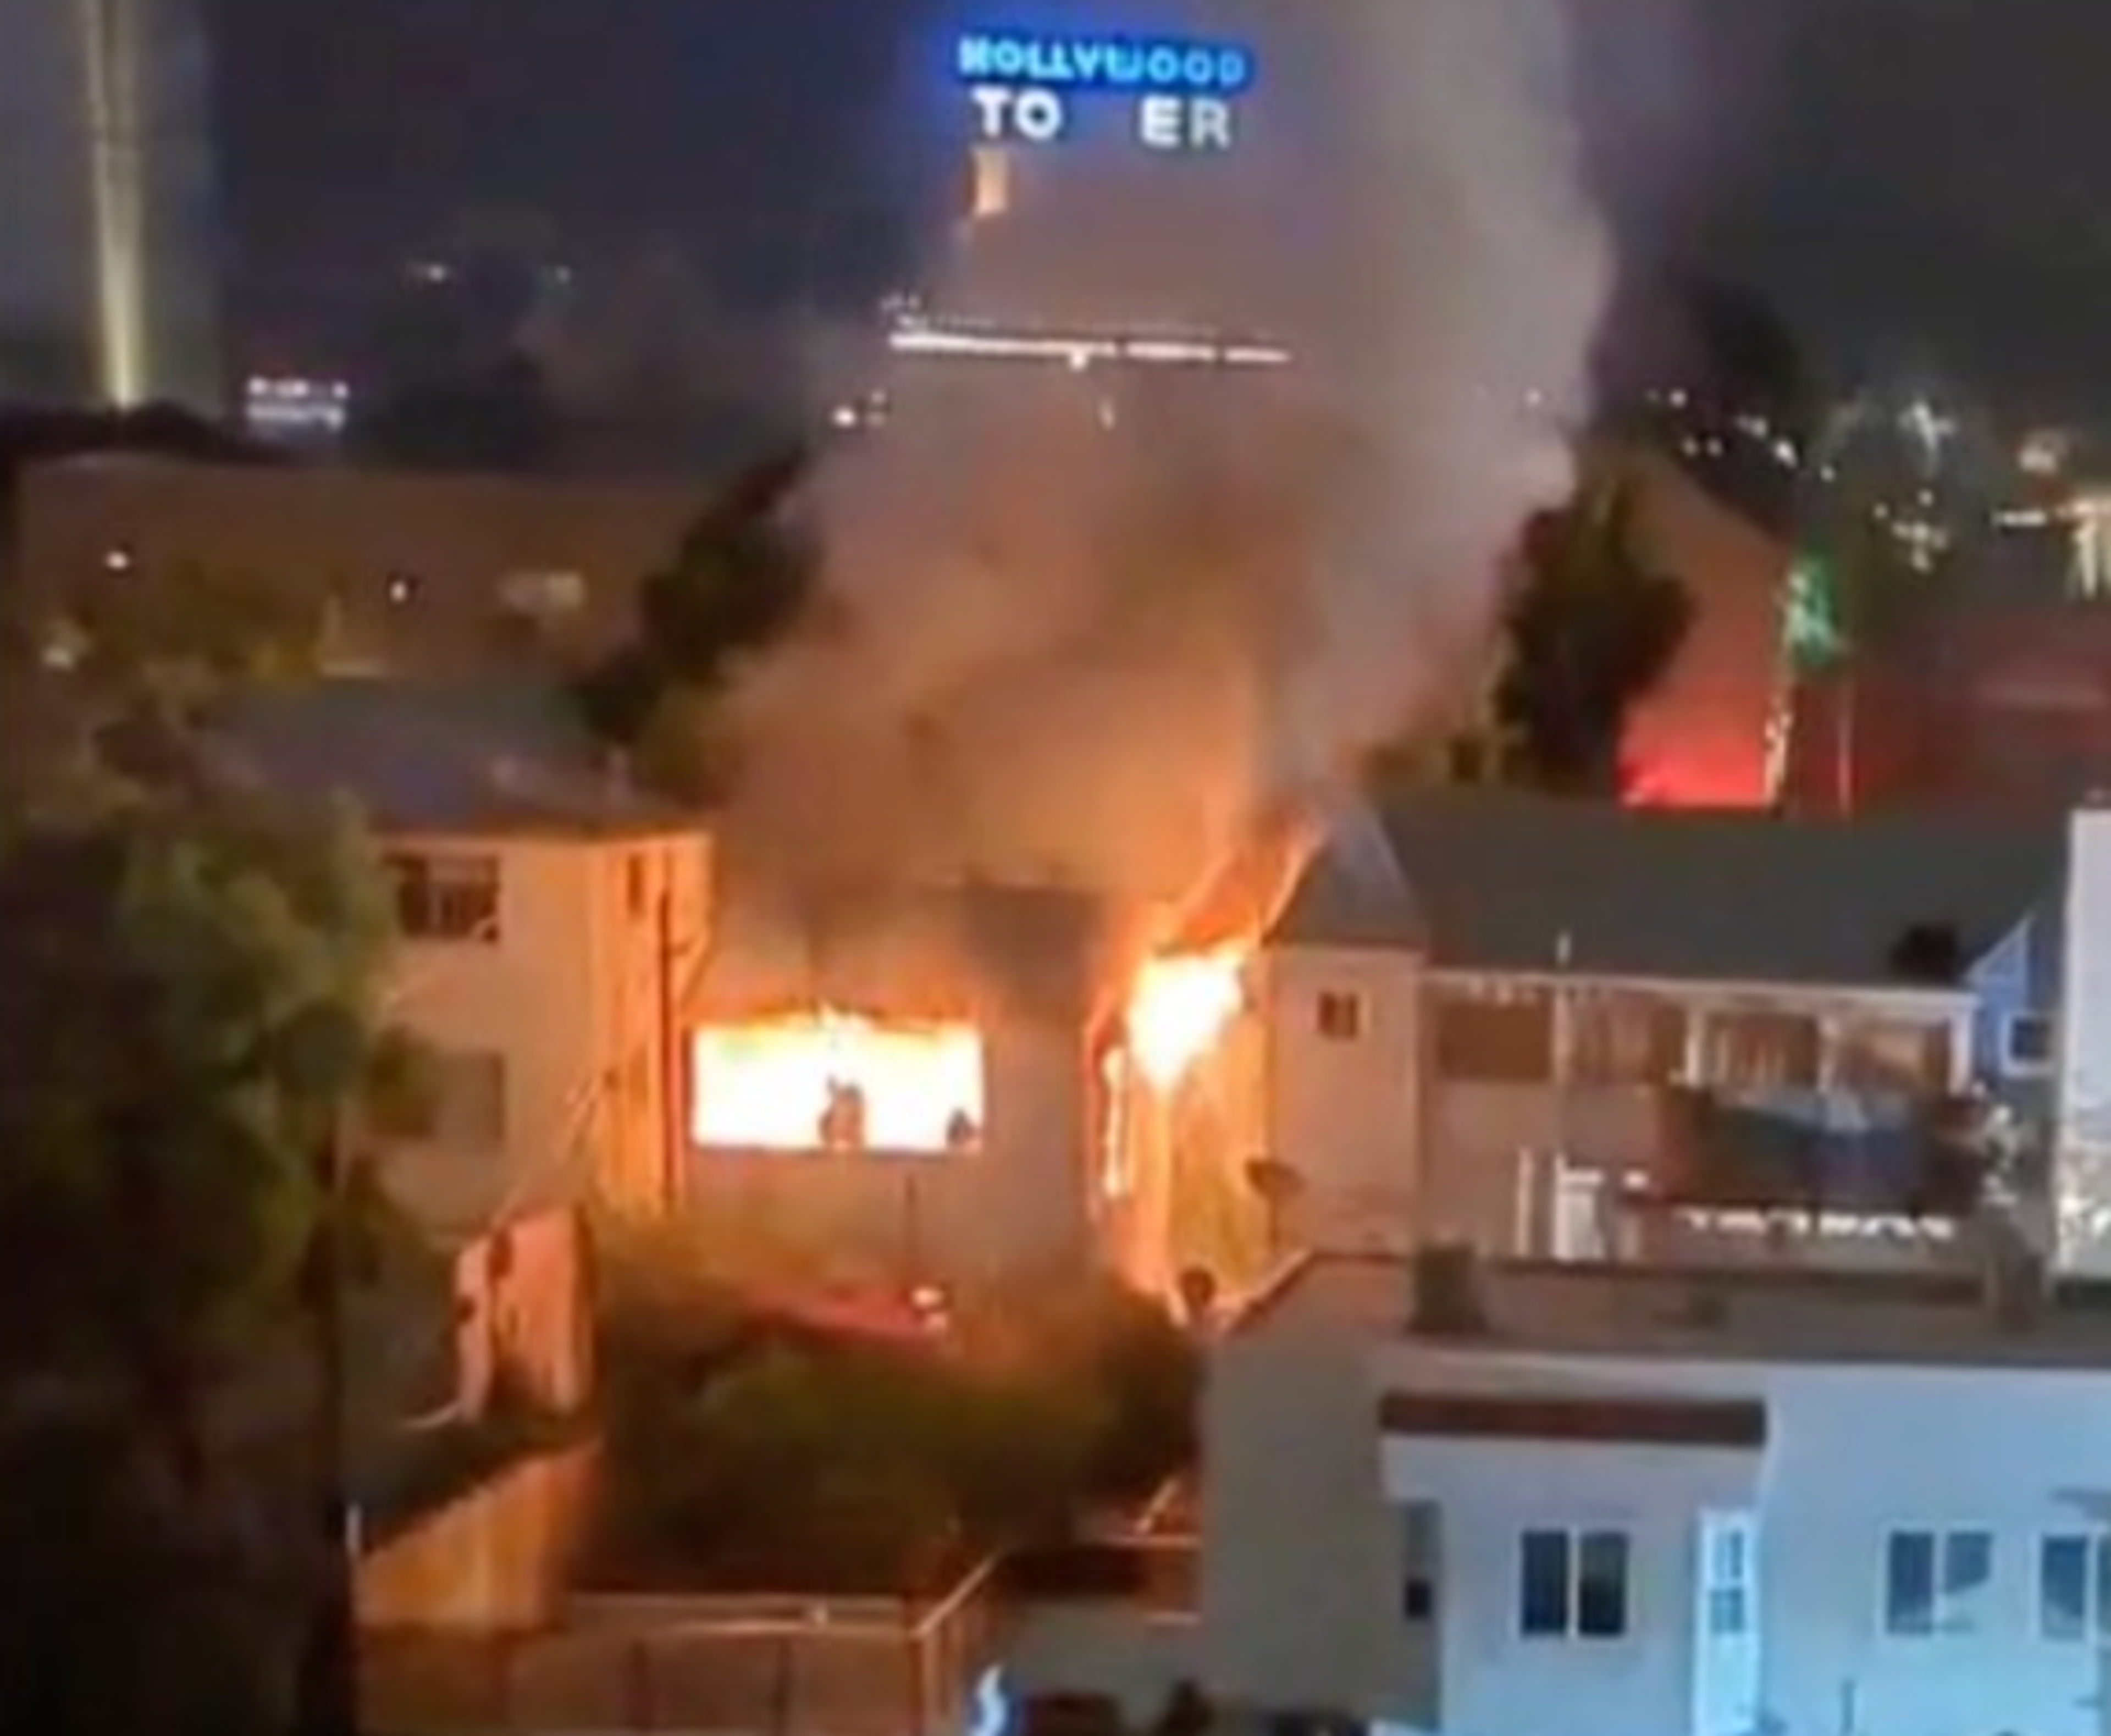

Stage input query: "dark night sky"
[{"left": 212, "top": 0, "right": 2111, "bottom": 415}]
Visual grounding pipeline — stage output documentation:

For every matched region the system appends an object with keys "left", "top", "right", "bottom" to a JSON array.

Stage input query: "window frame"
[
  {"left": 1517, "top": 1525, "right": 1633, "bottom": 1643},
  {"left": 1316, "top": 989, "right": 1367, "bottom": 1044},
  {"left": 1881, "top": 1527, "right": 1997, "bottom": 1639},
  {"left": 2036, "top": 1530, "right": 2111, "bottom": 1643},
  {"left": 2003, "top": 1011, "right": 2056, "bottom": 1077},
  {"left": 388, "top": 850, "right": 502, "bottom": 944}
]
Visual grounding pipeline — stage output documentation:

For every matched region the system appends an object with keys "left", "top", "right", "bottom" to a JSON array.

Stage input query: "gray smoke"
[{"left": 722, "top": 0, "right": 1611, "bottom": 922}]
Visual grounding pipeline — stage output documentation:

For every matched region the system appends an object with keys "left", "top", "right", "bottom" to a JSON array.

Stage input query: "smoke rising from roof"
[{"left": 721, "top": 0, "right": 1611, "bottom": 932}]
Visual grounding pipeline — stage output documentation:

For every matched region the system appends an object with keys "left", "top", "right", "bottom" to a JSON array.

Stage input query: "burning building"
[{"left": 682, "top": 809, "right": 1424, "bottom": 1307}]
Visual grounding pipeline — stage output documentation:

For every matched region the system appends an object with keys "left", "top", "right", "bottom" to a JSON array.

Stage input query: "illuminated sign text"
[{"left": 954, "top": 29, "right": 1256, "bottom": 155}]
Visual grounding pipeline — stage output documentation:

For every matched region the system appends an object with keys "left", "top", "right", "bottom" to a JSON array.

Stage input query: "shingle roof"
[
  {"left": 213, "top": 679, "right": 696, "bottom": 840},
  {"left": 1374, "top": 792, "right": 2063, "bottom": 989}
]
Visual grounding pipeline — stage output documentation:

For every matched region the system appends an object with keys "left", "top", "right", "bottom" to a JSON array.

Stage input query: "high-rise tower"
[{"left": 0, "top": 0, "right": 224, "bottom": 412}]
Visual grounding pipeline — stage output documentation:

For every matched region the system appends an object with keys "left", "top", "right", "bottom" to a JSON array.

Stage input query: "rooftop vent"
[{"left": 1410, "top": 1241, "right": 1489, "bottom": 1338}]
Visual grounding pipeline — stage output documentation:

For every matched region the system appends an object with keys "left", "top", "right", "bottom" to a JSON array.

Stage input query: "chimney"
[{"left": 1410, "top": 1241, "right": 1489, "bottom": 1339}]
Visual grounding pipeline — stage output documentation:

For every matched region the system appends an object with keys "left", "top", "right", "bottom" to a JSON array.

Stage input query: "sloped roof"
[
  {"left": 213, "top": 678, "right": 696, "bottom": 840},
  {"left": 1269, "top": 800, "right": 1424, "bottom": 952},
  {"left": 1377, "top": 792, "right": 2063, "bottom": 989},
  {"left": 696, "top": 859, "right": 1117, "bottom": 1025}
]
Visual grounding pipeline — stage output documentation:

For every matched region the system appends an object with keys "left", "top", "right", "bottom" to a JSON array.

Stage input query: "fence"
[{"left": 362, "top": 1558, "right": 1005, "bottom": 1736}]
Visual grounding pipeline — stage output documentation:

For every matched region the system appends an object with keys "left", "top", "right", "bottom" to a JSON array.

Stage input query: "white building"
[
  {"left": 222, "top": 679, "right": 714, "bottom": 1412},
  {"left": 1201, "top": 1251, "right": 2111, "bottom": 1736}
]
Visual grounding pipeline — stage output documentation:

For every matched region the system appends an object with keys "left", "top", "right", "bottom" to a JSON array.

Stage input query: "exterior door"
[{"left": 1692, "top": 1510, "right": 1762, "bottom": 1736}]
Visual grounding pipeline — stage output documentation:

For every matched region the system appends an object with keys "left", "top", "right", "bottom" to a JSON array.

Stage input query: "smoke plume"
[{"left": 721, "top": 0, "right": 1612, "bottom": 936}]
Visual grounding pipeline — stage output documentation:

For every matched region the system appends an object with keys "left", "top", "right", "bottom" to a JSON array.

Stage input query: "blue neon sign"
[
  {"left": 953, "top": 29, "right": 1257, "bottom": 154},
  {"left": 955, "top": 30, "right": 1257, "bottom": 98}
]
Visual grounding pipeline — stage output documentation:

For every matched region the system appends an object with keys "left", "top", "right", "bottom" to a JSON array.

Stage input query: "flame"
[
  {"left": 1125, "top": 948, "right": 1249, "bottom": 1091},
  {"left": 691, "top": 1010, "right": 985, "bottom": 1154}
]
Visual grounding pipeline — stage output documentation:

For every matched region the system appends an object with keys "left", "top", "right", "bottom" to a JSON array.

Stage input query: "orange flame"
[
  {"left": 691, "top": 1010, "right": 985, "bottom": 1153},
  {"left": 1125, "top": 948, "right": 1248, "bottom": 1090}
]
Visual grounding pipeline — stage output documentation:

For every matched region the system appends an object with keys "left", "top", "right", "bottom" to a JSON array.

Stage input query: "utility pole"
[{"left": 296, "top": 1122, "right": 360, "bottom": 1736}]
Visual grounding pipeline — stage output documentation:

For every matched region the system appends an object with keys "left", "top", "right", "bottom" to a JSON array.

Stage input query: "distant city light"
[{"left": 886, "top": 317, "right": 1290, "bottom": 373}]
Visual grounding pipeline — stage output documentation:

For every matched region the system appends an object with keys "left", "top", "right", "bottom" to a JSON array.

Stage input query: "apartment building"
[
  {"left": 220, "top": 679, "right": 713, "bottom": 1411},
  {"left": 13, "top": 456, "right": 715, "bottom": 676},
  {"left": 1202, "top": 1250, "right": 2111, "bottom": 1736},
  {"left": 1384, "top": 795, "right": 2062, "bottom": 1264}
]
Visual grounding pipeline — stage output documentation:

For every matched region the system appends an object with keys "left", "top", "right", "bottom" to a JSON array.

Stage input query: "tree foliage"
[
  {"left": 1481, "top": 472, "right": 1694, "bottom": 796},
  {"left": 575, "top": 444, "right": 819, "bottom": 799},
  {"left": 0, "top": 762, "right": 397, "bottom": 1427},
  {"left": 0, "top": 734, "right": 413, "bottom": 1735},
  {"left": 592, "top": 1235, "right": 1200, "bottom": 1594}
]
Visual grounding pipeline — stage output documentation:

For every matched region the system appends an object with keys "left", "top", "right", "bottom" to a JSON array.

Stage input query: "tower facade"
[{"left": 0, "top": 0, "right": 224, "bottom": 412}]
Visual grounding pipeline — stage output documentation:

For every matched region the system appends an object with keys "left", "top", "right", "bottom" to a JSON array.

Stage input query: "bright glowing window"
[{"left": 690, "top": 1014, "right": 985, "bottom": 1156}]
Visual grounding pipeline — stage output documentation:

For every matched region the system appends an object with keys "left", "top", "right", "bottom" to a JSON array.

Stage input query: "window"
[
  {"left": 2038, "top": 1534, "right": 2111, "bottom": 1641},
  {"left": 388, "top": 852, "right": 501, "bottom": 943},
  {"left": 1704, "top": 1521, "right": 1756, "bottom": 1638},
  {"left": 1317, "top": 990, "right": 1366, "bottom": 1043},
  {"left": 2004, "top": 1013, "right": 2055, "bottom": 1076},
  {"left": 1401, "top": 1501, "right": 1441, "bottom": 1623},
  {"left": 626, "top": 854, "right": 650, "bottom": 921},
  {"left": 1884, "top": 1529, "right": 1994, "bottom": 1637},
  {"left": 1519, "top": 1528, "right": 1630, "bottom": 1640},
  {"left": 1436, "top": 984, "right": 1554, "bottom": 1082},
  {"left": 374, "top": 1049, "right": 506, "bottom": 1152}
]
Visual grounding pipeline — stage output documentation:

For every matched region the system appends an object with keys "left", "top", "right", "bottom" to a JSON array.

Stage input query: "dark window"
[
  {"left": 1317, "top": 991, "right": 1366, "bottom": 1043},
  {"left": 1575, "top": 1532, "right": 1631, "bottom": 1638},
  {"left": 1519, "top": 1530, "right": 1571, "bottom": 1637},
  {"left": 388, "top": 853, "right": 501, "bottom": 943},
  {"left": 1521, "top": 1527, "right": 1631, "bottom": 1641},
  {"left": 1885, "top": 1533, "right": 1937, "bottom": 1637},
  {"left": 2038, "top": 1534, "right": 2111, "bottom": 1642},
  {"left": 1401, "top": 1501, "right": 1440, "bottom": 1624},
  {"left": 1886, "top": 1529, "right": 1994, "bottom": 1637},
  {"left": 2006, "top": 1014, "right": 2055, "bottom": 1072},
  {"left": 626, "top": 854, "right": 650, "bottom": 920}
]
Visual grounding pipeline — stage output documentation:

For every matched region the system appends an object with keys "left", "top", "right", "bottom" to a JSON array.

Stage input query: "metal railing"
[{"left": 362, "top": 1558, "right": 1005, "bottom": 1736}]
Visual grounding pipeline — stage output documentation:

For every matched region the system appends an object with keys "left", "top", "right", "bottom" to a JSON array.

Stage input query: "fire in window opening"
[
  {"left": 689, "top": 1011, "right": 986, "bottom": 1156},
  {"left": 1125, "top": 948, "right": 1248, "bottom": 1090}
]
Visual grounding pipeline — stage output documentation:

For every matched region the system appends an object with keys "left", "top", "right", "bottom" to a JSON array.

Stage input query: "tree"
[
  {"left": 1483, "top": 472, "right": 1694, "bottom": 797},
  {"left": 0, "top": 744, "right": 410, "bottom": 1735},
  {"left": 574, "top": 443, "right": 819, "bottom": 800}
]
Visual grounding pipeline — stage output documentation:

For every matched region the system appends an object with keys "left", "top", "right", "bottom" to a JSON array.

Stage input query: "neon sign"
[{"left": 953, "top": 29, "right": 1257, "bottom": 154}]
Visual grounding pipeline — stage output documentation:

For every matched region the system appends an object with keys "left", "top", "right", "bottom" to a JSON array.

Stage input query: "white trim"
[
  {"left": 2033, "top": 1528, "right": 2109, "bottom": 1643},
  {"left": 1878, "top": 1525, "right": 1998, "bottom": 1640},
  {"left": 1516, "top": 1524, "right": 1635, "bottom": 1644},
  {"left": 1432, "top": 965, "right": 1976, "bottom": 1016}
]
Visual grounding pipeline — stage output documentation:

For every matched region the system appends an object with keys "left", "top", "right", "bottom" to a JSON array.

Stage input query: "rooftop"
[
  {"left": 1242, "top": 1251, "right": 2111, "bottom": 1371},
  {"left": 212, "top": 678, "right": 697, "bottom": 841},
  {"left": 1373, "top": 792, "right": 2062, "bottom": 988}
]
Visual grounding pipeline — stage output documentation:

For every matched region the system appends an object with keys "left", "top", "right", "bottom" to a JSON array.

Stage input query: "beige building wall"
[
  {"left": 379, "top": 826, "right": 712, "bottom": 1235},
  {"left": 1258, "top": 943, "right": 1426, "bottom": 1253},
  {"left": 683, "top": 1011, "right": 1095, "bottom": 1286},
  {"left": 13, "top": 458, "right": 716, "bottom": 675}
]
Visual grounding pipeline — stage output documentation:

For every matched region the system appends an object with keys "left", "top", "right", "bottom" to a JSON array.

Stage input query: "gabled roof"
[
  {"left": 1268, "top": 800, "right": 1424, "bottom": 952},
  {"left": 213, "top": 678, "right": 696, "bottom": 841},
  {"left": 1375, "top": 792, "right": 2063, "bottom": 990}
]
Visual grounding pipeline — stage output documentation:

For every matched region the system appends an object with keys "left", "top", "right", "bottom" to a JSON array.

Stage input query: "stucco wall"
[
  {"left": 358, "top": 1441, "right": 598, "bottom": 1634},
  {"left": 1204, "top": 1322, "right": 2111, "bottom": 1736},
  {"left": 685, "top": 1013, "right": 1094, "bottom": 1282},
  {"left": 1261, "top": 945, "right": 1425, "bottom": 1252},
  {"left": 15, "top": 460, "right": 712, "bottom": 672}
]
